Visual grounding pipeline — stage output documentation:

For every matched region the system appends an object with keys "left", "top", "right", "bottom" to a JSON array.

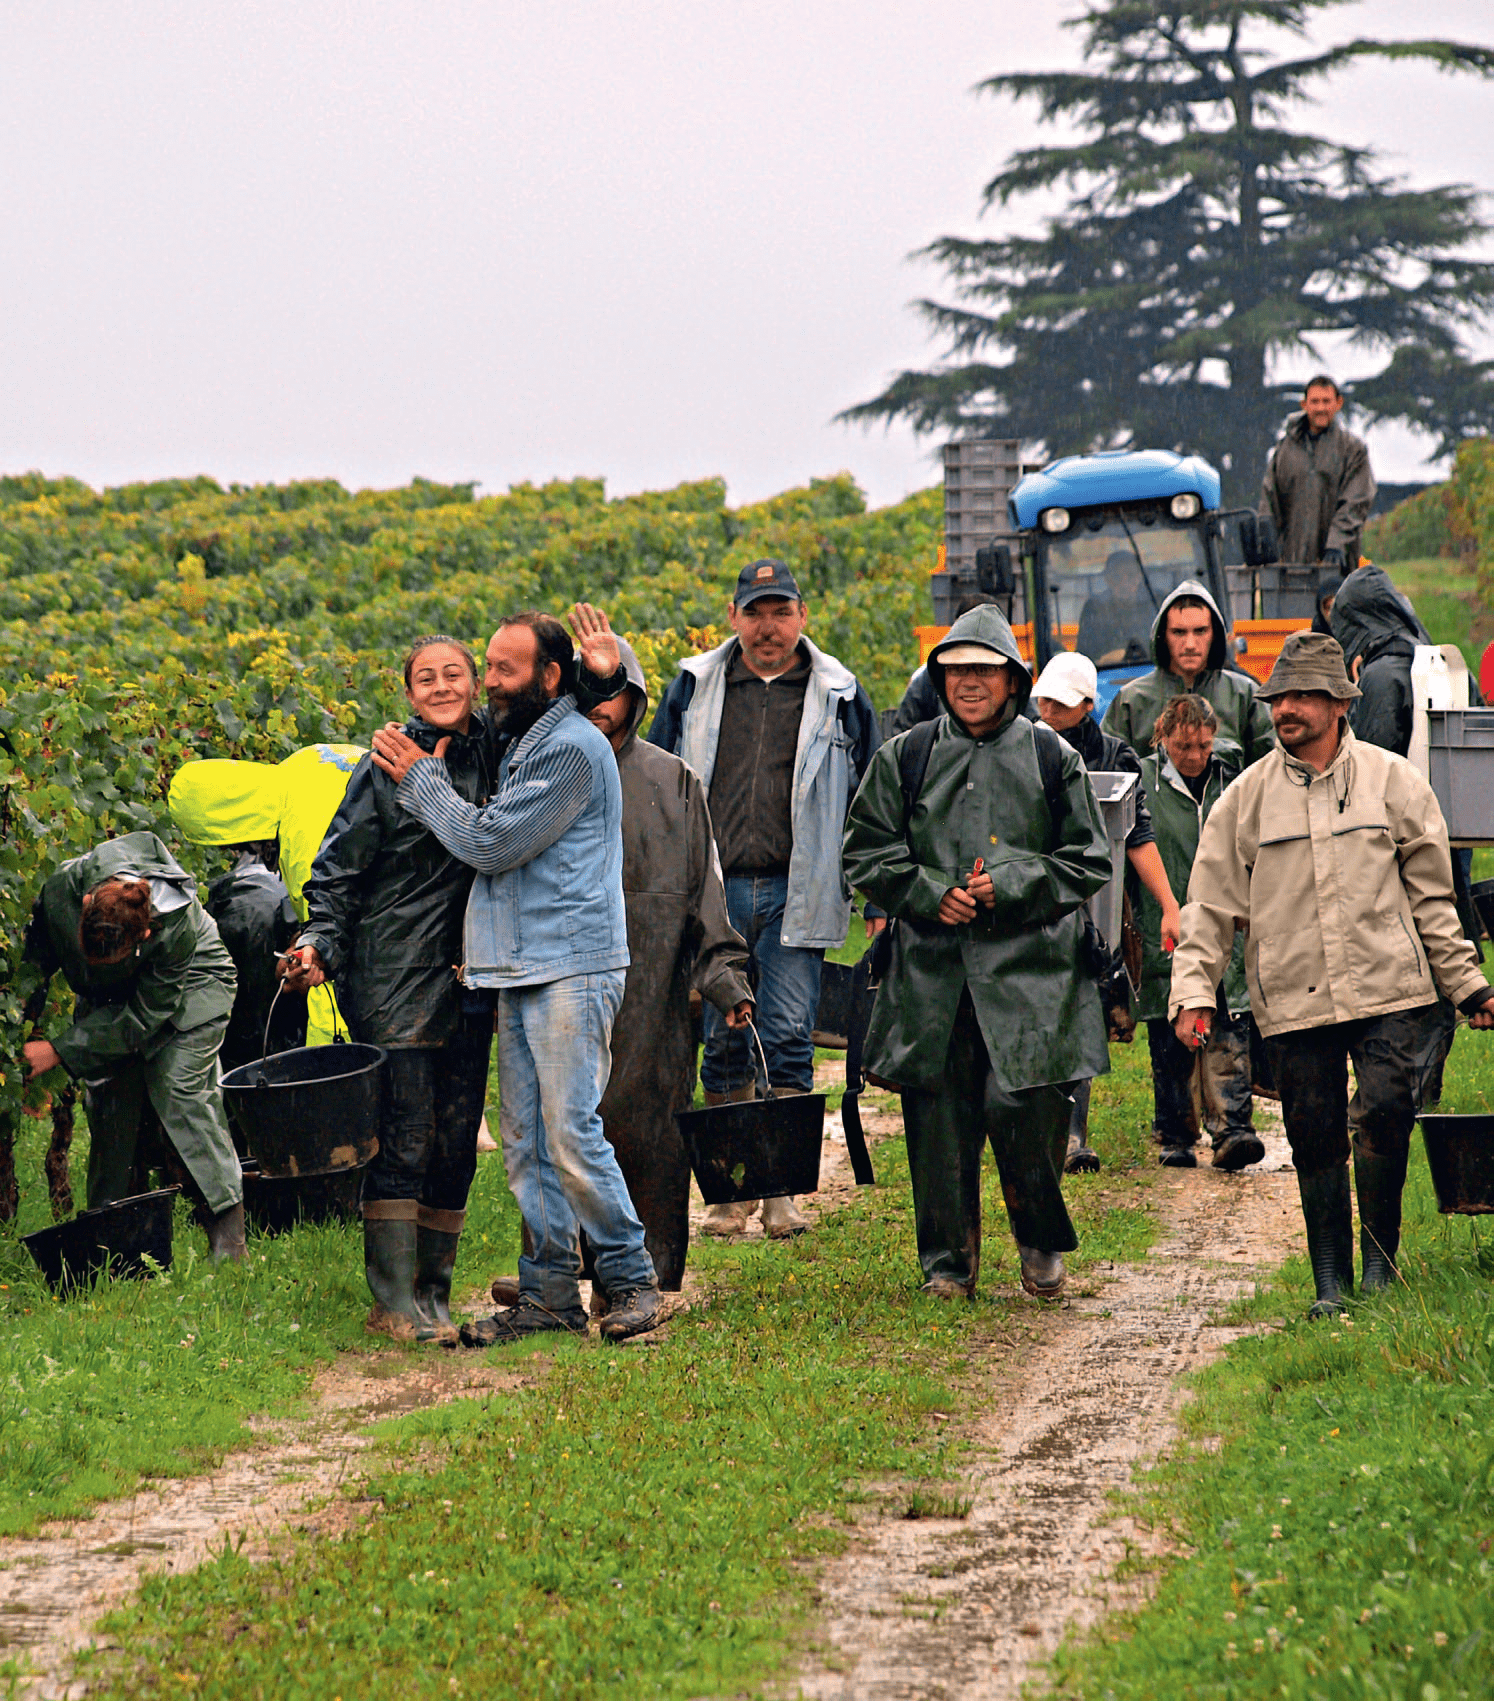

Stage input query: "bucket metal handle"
[
  {"left": 260, "top": 981, "right": 288, "bottom": 1066},
  {"left": 745, "top": 1017, "right": 775, "bottom": 1101}
]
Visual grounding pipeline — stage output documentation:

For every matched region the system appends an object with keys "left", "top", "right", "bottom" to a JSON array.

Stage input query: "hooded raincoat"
[
  {"left": 1101, "top": 580, "right": 1275, "bottom": 765},
  {"left": 24, "top": 832, "right": 243, "bottom": 1214},
  {"left": 843, "top": 605, "right": 1112, "bottom": 1285},
  {"left": 1329, "top": 565, "right": 1431, "bottom": 758},
  {"left": 1129, "top": 743, "right": 1247, "bottom": 1023},
  {"left": 844, "top": 605, "right": 1112, "bottom": 1094},
  {"left": 592, "top": 641, "right": 752, "bottom": 1289},
  {"left": 206, "top": 855, "right": 306, "bottom": 1072},
  {"left": 1260, "top": 411, "right": 1376, "bottom": 568}
]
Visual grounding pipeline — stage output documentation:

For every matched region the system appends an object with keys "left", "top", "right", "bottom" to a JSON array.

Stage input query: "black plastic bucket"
[
  {"left": 222, "top": 1043, "right": 384, "bottom": 1178},
  {"left": 1469, "top": 878, "right": 1494, "bottom": 944},
  {"left": 1419, "top": 1114, "right": 1494, "bottom": 1215},
  {"left": 242, "top": 1160, "right": 363, "bottom": 1235},
  {"left": 676, "top": 1093, "right": 826, "bottom": 1205},
  {"left": 22, "top": 1188, "right": 177, "bottom": 1294}
]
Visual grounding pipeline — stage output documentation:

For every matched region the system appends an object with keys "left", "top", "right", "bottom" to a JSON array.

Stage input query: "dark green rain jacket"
[
  {"left": 26, "top": 831, "right": 237, "bottom": 1078},
  {"left": 300, "top": 716, "right": 495, "bottom": 1048},
  {"left": 1101, "top": 580, "right": 1275, "bottom": 765},
  {"left": 842, "top": 605, "right": 1112, "bottom": 1094},
  {"left": 1128, "top": 744, "right": 1249, "bottom": 1022}
]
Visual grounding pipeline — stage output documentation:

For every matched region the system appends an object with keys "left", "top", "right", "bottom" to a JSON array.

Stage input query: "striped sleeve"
[{"left": 397, "top": 745, "right": 594, "bottom": 875}]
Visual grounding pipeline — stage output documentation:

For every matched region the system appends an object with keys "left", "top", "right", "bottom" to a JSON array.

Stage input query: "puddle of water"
[{"left": 89, "top": 1541, "right": 169, "bottom": 1558}]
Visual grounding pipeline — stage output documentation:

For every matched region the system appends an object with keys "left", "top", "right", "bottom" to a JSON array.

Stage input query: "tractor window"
[{"left": 1042, "top": 520, "right": 1209, "bottom": 668}]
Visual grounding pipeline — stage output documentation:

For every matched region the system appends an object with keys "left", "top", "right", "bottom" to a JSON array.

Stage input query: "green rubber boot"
[
  {"left": 415, "top": 1206, "right": 464, "bottom": 1345},
  {"left": 363, "top": 1203, "right": 434, "bottom": 1342}
]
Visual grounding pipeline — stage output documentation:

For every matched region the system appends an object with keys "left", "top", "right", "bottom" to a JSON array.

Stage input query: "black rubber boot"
[
  {"left": 203, "top": 1202, "right": 247, "bottom": 1264},
  {"left": 364, "top": 1206, "right": 433, "bottom": 1342},
  {"left": 415, "top": 1207, "right": 464, "bottom": 1345},
  {"left": 1159, "top": 1142, "right": 1197, "bottom": 1169},
  {"left": 1297, "top": 1164, "right": 1354, "bottom": 1318},
  {"left": 1353, "top": 1140, "right": 1408, "bottom": 1293},
  {"left": 1063, "top": 1080, "right": 1100, "bottom": 1174}
]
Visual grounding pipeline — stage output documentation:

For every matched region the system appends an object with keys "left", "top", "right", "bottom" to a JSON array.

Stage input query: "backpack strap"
[
  {"left": 896, "top": 717, "right": 940, "bottom": 829},
  {"left": 1031, "top": 719, "right": 1068, "bottom": 837}
]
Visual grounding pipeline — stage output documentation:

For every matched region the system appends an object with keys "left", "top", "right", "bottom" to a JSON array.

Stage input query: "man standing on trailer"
[{"left": 1260, "top": 374, "right": 1376, "bottom": 574}]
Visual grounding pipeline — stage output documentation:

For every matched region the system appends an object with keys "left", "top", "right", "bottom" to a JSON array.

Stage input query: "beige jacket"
[{"left": 1170, "top": 729, "right": 1488, "bottom": 1037}]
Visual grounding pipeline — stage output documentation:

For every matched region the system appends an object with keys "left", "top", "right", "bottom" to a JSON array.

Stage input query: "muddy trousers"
[
  {"left": 1146, "top": 1001, "right": 1252, "bottom": 1148},
  {"left": 360, "top": 1001, "right": 493, "bottom": 1211},
  {"left": 1266, "top": 1004, "right": 1446, "bottom": 1291},
  {"left": 82, "top": 1015, "right": 242, "bottom": 1216},
  {"left": 901, "top": 993, "right": 1078, "bottom": 1292}
]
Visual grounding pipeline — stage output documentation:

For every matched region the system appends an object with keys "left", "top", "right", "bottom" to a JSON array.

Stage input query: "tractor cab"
[{"left": 917, "top": 441, "right": 1295, "bottom": 723}]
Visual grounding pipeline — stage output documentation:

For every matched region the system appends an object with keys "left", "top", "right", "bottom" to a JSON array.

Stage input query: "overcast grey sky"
[{"left": 2, "top": 1, "right": 1490, "bottom": 508}]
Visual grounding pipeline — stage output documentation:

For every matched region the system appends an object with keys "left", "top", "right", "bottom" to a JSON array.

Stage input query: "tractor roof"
[{"left": 1007, "top": 449, "right": 1221, "bottom": 530}]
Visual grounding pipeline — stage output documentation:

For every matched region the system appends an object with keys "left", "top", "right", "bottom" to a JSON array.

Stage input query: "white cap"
[
  {"left": 937, "top": 642, "right": 1011, "bottom": 668},
  {"left": 1032, "top": 651, "right": 1098, "bottom": 708}
]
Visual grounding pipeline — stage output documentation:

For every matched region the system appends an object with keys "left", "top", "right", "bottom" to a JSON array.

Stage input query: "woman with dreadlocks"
[{"left": 22, "top": 830, "right": 246, "bottom": 1260}]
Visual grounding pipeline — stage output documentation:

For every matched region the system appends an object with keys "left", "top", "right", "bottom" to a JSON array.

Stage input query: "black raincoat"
[
  {"left": 300, "top": 717, "right": 495, "bottom": 1047},
  {"left": 206, "top": 855, "right": 306, "bottom": 1072},
  {"left": 1329, "top": 565, "right": 1430, "bottom": 758},
  {"left": 595, "top": 641, "right": 752, "bottom": 1289}
]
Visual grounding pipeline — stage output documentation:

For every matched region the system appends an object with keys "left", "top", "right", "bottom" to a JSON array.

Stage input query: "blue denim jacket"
[{"left": 398, "top": 696, "right": 629, "bottom": 988}]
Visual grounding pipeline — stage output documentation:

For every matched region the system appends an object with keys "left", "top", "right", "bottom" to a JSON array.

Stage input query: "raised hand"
[{"left": 569, "top": 602, "right": 621, "bottom": 680}]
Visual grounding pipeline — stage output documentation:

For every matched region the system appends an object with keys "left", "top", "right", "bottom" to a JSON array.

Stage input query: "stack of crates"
[{"left": 933, "top": 439, "right": 1025, "bottom": 627}]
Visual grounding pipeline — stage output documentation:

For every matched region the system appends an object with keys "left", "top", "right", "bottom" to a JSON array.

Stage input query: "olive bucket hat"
[{"left": 1256, "top": 630, "right": 1362, "bottom": 702}]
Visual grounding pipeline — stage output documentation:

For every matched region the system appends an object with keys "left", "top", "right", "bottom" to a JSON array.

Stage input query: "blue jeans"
[
  {"left": 496, "top": 971, "right": 655, "bottom": 1309},
  {"left": 701, "top": 873, "right": 824, "bottom": 1095}
]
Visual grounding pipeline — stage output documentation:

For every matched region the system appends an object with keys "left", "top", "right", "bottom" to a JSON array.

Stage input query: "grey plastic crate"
[
  {"left": 1085, "top": 770, "right": 1138, "bottom": 950},
  {"left": 1427, "top": 709, "right": 1494, "bottom": 842},
  {"left": 943, "top": 439, "right": 1022, "bottom": 572}
]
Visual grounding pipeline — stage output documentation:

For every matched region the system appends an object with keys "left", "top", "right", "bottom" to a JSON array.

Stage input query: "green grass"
[
  {"left": 0, "top": 1050, "right": 523, "bottom": 1538},
  {"left": 1047, "top": 1013, "right": 1494, "bottom": 1701},
  {"left": 63, "top": 1046, "right": 1164, "bottom": 1699}
]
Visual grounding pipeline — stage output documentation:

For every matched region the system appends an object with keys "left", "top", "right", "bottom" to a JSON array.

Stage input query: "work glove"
[{"left": 1320, "top": 547, "right": 1345, "bottom": 573}]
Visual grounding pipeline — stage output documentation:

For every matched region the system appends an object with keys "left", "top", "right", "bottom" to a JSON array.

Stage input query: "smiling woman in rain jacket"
[
  {"left": 297, "top": 637, "right": 497, "bottom": 1344},
  {"left": 843, "top": 603, "right": 1112, "bottom": 1303}
]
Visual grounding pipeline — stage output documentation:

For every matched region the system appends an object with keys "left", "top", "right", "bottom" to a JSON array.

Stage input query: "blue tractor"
[{"left": 955, "top": 447, "right": 1289, "bottom": 719}]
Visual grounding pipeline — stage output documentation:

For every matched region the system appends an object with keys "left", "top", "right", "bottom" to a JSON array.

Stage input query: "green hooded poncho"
[
  {"left": 842, "top": 604, "right": 1112, "bottom": 1094},
  {"left": 1100, "top": 579, "right": 1275, "bottom": 765}
]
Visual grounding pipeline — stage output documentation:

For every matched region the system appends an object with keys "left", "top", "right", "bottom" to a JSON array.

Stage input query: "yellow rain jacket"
[{"left": 168, "top": 744, "right": 366, "bottom": 1043}]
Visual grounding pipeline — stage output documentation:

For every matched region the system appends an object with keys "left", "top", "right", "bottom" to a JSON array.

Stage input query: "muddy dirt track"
[
  {"left": 0, "top": 1106, "right": 1301, "bottom": 1698},
  {"left": 794, "top": 1113, "right": 1301, "bottom": 1701}
]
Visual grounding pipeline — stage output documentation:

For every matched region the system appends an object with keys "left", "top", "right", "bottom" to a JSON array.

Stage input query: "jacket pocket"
[{"left": 1395, "top": 912, "right": 1426, "bottom": 980}]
